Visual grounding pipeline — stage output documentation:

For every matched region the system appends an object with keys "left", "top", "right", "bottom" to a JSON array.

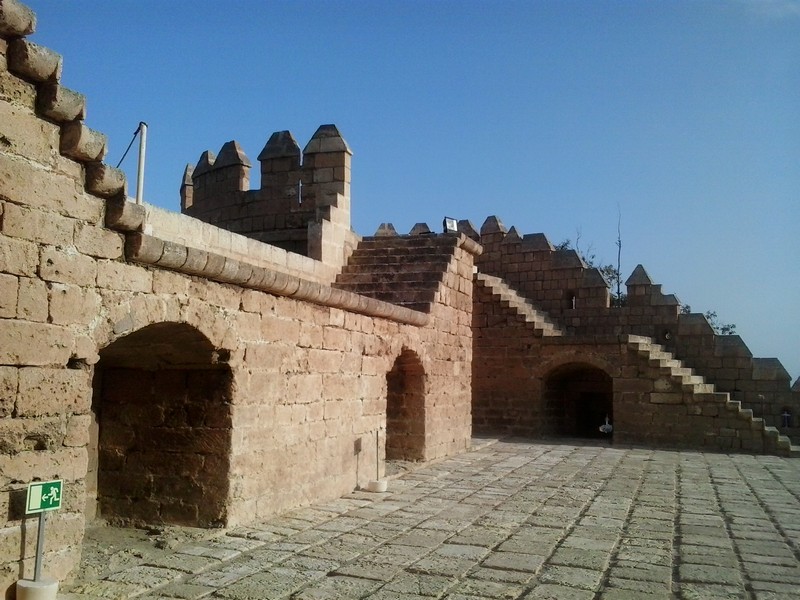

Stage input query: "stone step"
[
  {"left": 336, "top": 271, "right": 444, "bottom": 285},
  {"left": 476, "top": 273, "right": 566, "bottom": 337},
  {"left": 683, "top": 382, "right": 715, "bottom": 393},
  {"left": 343, "top": 254, "right": 452, "bottom": 267},
  {"left": 358, "top": 236, "right": 459, "bottom": 250},
  {"left": 338, "top": 262, "right": 450, "bottom": 277},
  {"left": 337, "top": 280, "right": 443, "bottom": 294},
  {"left": 367, "top": 290, "right": 437, "bottom": 304}
]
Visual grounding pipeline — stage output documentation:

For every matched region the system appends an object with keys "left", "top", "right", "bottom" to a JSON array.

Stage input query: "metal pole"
[
  {"left": 136, "top": 122, "right": 147, "bottom": 205},
  {"left": 34, "top": 511, "right": 45, "bottom": 581},
  {"left": 375, "top": 430, "right": 380, "bottom": 480}
]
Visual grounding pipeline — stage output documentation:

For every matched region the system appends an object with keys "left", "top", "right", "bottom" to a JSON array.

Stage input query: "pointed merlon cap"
[
  {"left": 181, "top": 164, "right": 194, "bottom": 186},
  {"left": 258, "top": 130, "right": 301, "bottom": 160},
  {"left": 409, "top": 223, "right": 432, "bottom": 235},
  {"left": 303, "top": 124, "right": 352, "bottom": 154},
  {"left": 374, "top": 223, "right": 398, "bottom": 237},
  {"left": 522, "top": 232, "right": 553, "bottom": 250},
  {"left": 752, "top": 358, "right": 791, "bottom": 382},
  {"left": 480, "top": 216, "right": 507, "bottom": 235},
  {"left": 553, "top": 249, "right": 584, "bottom": 268},
  {"left": 193, "top": 150, "right": 216, "bottom": 178},
  {"left": 502, "top": 226, "right": 522, "bottom": 244},
  {"left": 582, "top": 268, "right": 609, "bottom": 287},
  {"left": 625, "top": 264, "right": 653, "bottom": 286},
  {"left": 215, "top": 140, "right": 251, "bottom": 168},
  {"left": 457, "top": 220, "right": 479, "bottom": 240}
]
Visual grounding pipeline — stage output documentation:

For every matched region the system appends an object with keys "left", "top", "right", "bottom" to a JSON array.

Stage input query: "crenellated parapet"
[
  {"left": 472, "top": 214, "right": 798, "bottom": 435},
  {"left": 181, "top": 124, "right": 356, "bottom": 273},
  {"left": 475, "top": 215, "right": 610, "bottom": 313}
]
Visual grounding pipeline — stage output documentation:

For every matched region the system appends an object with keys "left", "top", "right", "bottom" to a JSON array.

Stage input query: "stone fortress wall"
[
  {"left": 470, "top": 218, "right": 799, "bottom": 441},
  {"left": 0, "top": 0, "right": 797, "bottom": 594},
  {"left": 0, "top": 1, "right": 475, "bottom": 591}
]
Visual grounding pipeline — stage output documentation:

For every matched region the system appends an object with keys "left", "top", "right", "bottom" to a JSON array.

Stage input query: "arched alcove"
[
  {"left": 386, "top": 348, "right": 426, "bottom": 461},
  {"left": 90, "top": 322, "right": 233, "bottom": 528},
  {"left": 543, "top": 363, "right": 613, "bottom": 438}
]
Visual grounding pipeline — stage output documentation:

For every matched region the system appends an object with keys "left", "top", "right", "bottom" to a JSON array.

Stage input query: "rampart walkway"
[{"left": 63, "top": 439, "right": 800, "bottom": 599}]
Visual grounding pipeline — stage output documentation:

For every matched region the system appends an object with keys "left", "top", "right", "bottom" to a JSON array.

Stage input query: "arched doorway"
[
  {"left": 90, "top": 323, "right": 233, "bottom": 528},
  {"left": 543, "top": 363, "right": 613, "bottom": 438},
  {"left": 386, "top": 349, "right": 426, "bottom": 461}
]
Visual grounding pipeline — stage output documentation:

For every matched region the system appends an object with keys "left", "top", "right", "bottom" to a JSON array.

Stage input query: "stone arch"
[
  {"left": 543, "top": 362, "right": 614, "bottom": 438},
  {"left": 385, "top": 348, "right": 426, "bottom": 461},
  {"left": 90, "top": 322, "right": 233, "bottom": 528}
]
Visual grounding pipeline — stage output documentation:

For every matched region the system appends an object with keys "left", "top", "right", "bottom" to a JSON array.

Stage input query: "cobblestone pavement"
[{"left": 62, "top": 439, "right": 800, "bottom": 599}]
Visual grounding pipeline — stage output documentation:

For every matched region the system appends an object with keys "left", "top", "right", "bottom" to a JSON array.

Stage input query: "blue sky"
[{"left": 25, "top": 0, "right": 799, "bottom": 380}]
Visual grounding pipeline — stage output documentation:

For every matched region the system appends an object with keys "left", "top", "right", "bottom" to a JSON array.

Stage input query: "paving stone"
[
  {"left": 549, "top": 547, "right": 610, "bottom": 570},
  {"left": 678, "top": 583, "right": 748, "bottom": 599},
  {"left": 520, "top": 583, "right": 596, "bottom": 599},
  {"left": 596, "top": 588, "right": 673, "bottom": 600},
  {"left": 480, "top": 551, "right": 545, "bottom": 573},
  {"left": 380, "top": 571, "right": 457, "bottom": 596},
  {"left": 290, "top": 575, "right": 382, "bottom": 599},
  {"left": 605, "top": 576, "right": 676, "bottom": 595},
  {"left": 536, "top": 564, "right": 603, "bottom": 591},
  {"left": 333, "top": 558, "right": 404, "bottom": 581},
  {"left": 408, "top": 554, "right": 480, "bottom": 577},
  {"left": 559, "top": 535, "right": 616, "bottom": 552},
  {"left": 178, "top": 544, "right": 242, "bottom": 561},
  {"left": 749, "top": 579, "right": 800, "bottom": 597},
  {"left": 189, "top": 561, "right": 264, "bottom": 587},
  {"left": 607, "top": 560, "right": 672, "bottom": 584},
  {"left": 448, "top": 576, "right": 525, "bottom": 598},
  {"left": 62, "top": 443, "right": 800, "bottom": 600},
  {"left": 679, "top": 563, "right": 743, "bottom": 585},
  {"left": 213, "top": 567, "right": 323, "bottom": 599},
  {"left": 105, "top": 565, "right": 184, "bottom": 588},
  {"left": 143, "top": 552, "right": 220, "bottom": 574},
  {"left": 66, "top": 580, "right": 145, "bottom": 598},
  {"left": 743, "top": 562, "right": 800, "bottom": 584},
  {"left": 678, "top": 546, "right": 738, "bottom": 568},
  {"left": 468, "top": 566, "right": 534, "bottom": 584},
  {"left": 147, "top": 582, "right": 216, "bottom": 599}
]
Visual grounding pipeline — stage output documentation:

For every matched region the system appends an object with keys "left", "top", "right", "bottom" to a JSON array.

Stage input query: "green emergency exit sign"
[{"left": 25, "top": 480, "right": 63, "bottom": 514}]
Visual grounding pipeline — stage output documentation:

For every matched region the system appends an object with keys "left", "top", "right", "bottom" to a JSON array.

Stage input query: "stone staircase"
[
  {"left": 333, "top": 235, "right": 458, "bottom": 312},
  {"left": 474, "top": 273, "right": 566, "bottom": 337},
  {"left": 627, "top": 335, "right": 800, "bottom": 457}
]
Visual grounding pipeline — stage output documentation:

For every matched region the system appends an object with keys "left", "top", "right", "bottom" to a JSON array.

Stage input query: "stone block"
[
  {"left": 0, "top": 320, "right": 71, "bottom": 365},
  {"left": 39, "top": 245, "right": 96, "bottom": 286},
  {"left": 0, "top": 99, "right": 60, "bottom": 164},
  {"left": 97, "top": 259, "right": 152, "bottom": 292},
  {"left": 307, "top": 349, "right": 344, "bottom": 374},
  {"left": 75, "top": 222, "right": 124, "bottom": 259},
  {"left": 59, "top": 120, "right": 107, "bottom": 162},
  {"left": 48, "top": 281, "right": 101, "bottom": 325},
  {"left": 0, "top": 272, "right": 17, "bottom": 317},
  {"left": 36, "top": 82, "right": 86, "bottom": 122},
  {"left": 0, "top": 153, "right": 101, "bottom": 222},
  {"left": 64, "top": 413, "right": 92, "bottom": 447},
  {"left": 649, "top": 393, "right": 683, "bottom": 405},
  {"left": 0, "top": 366, "right": 17, "bottom": 417},
  {"left": 16, "top": 275, "right": 47, "bottom": 321},
  {"left": 0, "top": 233, "right": 38, "bottom": 276},
  {"left": 0, "top": 446, "right": 88, "bottom": 482},
  {"left": 16, "top": 367, "right": 91, "bottom": 416},
  {"left": 1, "top": 202, "right": 72, "bottom": 246}
]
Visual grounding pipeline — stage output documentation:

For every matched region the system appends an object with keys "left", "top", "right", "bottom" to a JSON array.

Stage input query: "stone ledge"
[{"left": 124, "top": 232, "right": 429, "bottom": 327}]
